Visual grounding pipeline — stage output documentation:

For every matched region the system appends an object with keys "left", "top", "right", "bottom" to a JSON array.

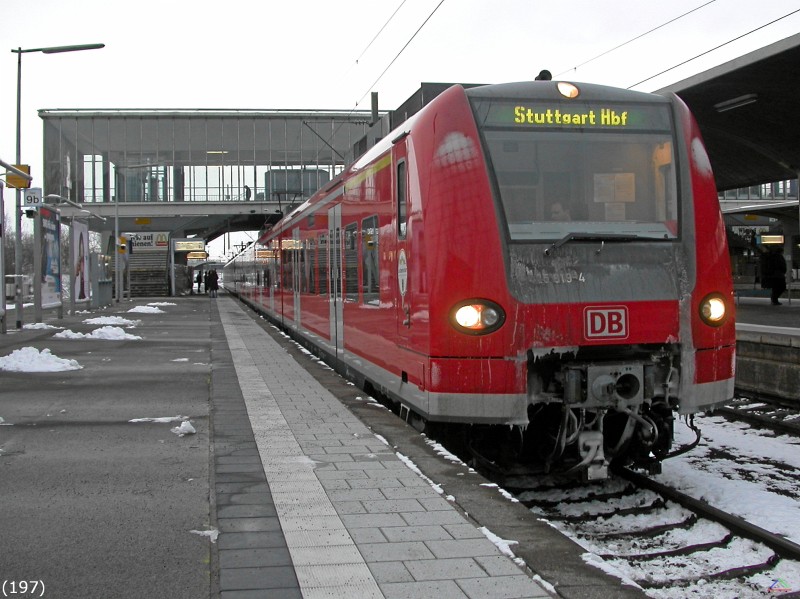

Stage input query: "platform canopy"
[{"left": 658, "top": 32, "right": 800, "bottom": 192}]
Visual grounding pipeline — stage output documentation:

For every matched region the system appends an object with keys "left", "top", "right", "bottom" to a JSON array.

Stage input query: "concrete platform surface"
[{"left": 1, "top": 293, "right": 697, "bottom": 598}]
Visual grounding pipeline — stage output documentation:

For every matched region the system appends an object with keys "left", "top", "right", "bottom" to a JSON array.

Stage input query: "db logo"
[{"left": 584, "top": 306, "right": 628, "bottom": 339}]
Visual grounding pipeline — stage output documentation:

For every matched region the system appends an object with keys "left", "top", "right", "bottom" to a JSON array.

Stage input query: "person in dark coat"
[
  {"left": 195, "top": 270, "right": 204, "bottom": 294},
  {"left": 207, "top": 270, "right": 219, "bottom": 298},
  {"left": 765, "top": 246, "right": 787, "bottom": 305}
]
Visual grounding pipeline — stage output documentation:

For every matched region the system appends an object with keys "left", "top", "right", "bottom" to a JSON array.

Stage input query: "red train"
[{"left": 224, "top": 80, "right": 735, "bottom": 480}]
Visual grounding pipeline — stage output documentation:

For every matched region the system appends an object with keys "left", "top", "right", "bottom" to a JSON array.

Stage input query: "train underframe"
[{"left": 467, "top": 344, "right": 682, "bottom": 481}]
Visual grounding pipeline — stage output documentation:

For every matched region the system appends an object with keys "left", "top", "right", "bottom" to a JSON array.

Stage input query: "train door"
[
  {"left": 328, "top": 205, "right": 344, "bottom": 359},
  {"left": 394, "top": 146, "right": 411, "bottom": 345},
  {"left": 292, "top": 227, "right": 301, "bottom": 328},
  {"left": 267, "top": 240, "right": 277, "bottom": 313}
]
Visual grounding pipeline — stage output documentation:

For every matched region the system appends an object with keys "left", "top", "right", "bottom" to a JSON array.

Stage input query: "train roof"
[{"left": 465, "top": 80, "right": 669, "bottom": 104}]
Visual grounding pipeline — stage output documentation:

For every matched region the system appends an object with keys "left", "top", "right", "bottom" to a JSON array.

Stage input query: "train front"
[{"left": 435, "top": 82, "right": 735, "bottom": 480}]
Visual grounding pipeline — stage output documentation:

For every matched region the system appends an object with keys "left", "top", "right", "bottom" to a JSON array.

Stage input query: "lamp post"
[
  {"left": 12, "top": 42, "right": 104, "bottom": 328},
  {"left": 0, "top": 160, "right": 33, "bottom": 333}
]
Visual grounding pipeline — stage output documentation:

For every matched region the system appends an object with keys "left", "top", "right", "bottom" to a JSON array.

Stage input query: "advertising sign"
[
  {"left": 126, "top": 232, "right": 169, "bottom": 252},
  {"left": 72, "top": 220, "right": 90, "bottom": 303},
  {"left": 39, "top": 206, "right": 62, "bottom": 307}
]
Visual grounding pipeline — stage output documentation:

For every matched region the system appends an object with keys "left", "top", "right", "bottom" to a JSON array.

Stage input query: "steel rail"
[{"left": 614, "top": 465, "right": 800, "bottom": 562}]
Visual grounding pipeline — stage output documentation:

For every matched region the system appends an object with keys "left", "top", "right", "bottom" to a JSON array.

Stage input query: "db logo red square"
[{"left": 584, "top": 306, "right": 628, "bottom": 339}]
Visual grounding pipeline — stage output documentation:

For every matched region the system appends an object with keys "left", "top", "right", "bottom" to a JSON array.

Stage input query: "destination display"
[{"left": 475, "top": 100, "right": 672, "bottom": 131}]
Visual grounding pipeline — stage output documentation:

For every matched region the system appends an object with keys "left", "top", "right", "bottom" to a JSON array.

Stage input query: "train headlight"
[
  {"left": 699, "top": 293, "right": 727, "bottom": 327},
  {"left": 450, "top": 299, "right": 505, "bottom": 335}
]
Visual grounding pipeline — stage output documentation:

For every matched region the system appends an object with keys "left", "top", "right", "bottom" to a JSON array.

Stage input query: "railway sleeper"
[
  {"left": 601, "top": 532, "right": 735, "bottom": 561},
  {"left": 638, "top": 554, "right": 779, "bottom": 590}
]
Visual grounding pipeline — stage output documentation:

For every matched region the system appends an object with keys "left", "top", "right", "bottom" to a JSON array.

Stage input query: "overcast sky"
[{"left": 3, "top": 0, "right": 799, "bottom": 259}]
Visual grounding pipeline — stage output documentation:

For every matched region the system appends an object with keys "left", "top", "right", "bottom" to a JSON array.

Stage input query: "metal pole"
[
  {"left": 0, "top": 181, "right": 5, "bottom": 334},
  {"left": 69, "top": 218, "right": 76, "bottom": 316},
  {"left": 115, "top": 200, "right": 120, "bottom": 302},
  {"left": 11, "top": 43, "right": 104, "bottom": 324},
  {"left": 14, "top": 48, "right": 23, "bottom": 328},
  {"left": 33, "top": 207, "right": 41, "bottom": 323}
]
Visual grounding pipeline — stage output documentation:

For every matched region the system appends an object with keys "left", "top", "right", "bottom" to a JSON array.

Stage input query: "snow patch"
[
  {"left": 83, "top": 316, "right": 141, "bottom": 327},
  {"left": 171, "top": 421, "right": 196, "bottom": 436},
  {"left": 189, "top": 529, "right": 219, "bottom": 543},
  {"left": 0, "top": 347, "right": 82, "bottom": 372},
  {"left": 128, "top": 305, "right": 164, "bottom": 314},
  {"left": 129, "top": 416, "right": 187, "bottom": 423},
  {"left": 54, "top": 326, "right": 142, "bottom": 340}
]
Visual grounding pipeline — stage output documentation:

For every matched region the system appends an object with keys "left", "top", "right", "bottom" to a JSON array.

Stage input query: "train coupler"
[{"left": 577, "top": 431, "right": 608, "bottom": 481}]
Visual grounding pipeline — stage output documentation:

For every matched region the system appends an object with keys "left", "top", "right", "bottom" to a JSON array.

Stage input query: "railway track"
[
  {"left": 253, "top": 305, "right": 800, "bottom": 596},
  {"left": 719, "top": 390, "right": 800, "bottom": 435},
  {"left": 503, "top": 467, "right": 800, "bottom": 598}
]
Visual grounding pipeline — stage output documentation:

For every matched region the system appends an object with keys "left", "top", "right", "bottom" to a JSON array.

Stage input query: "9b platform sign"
[{"left": 25, "top": 188, "right": 42, "bottom": 208}]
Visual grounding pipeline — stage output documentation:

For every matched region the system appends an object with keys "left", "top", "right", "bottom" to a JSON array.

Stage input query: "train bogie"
[{"left": 224, "top": 80, "right": 735, "bottom": 481}]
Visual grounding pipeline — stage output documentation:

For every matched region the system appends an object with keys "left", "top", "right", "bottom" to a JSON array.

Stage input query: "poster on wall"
[
  {"left": 39, "top": 206, "right": 62, "bottom": 308},
  {"left": 72, "top": 220, "right": 90, "bottom": 303}
]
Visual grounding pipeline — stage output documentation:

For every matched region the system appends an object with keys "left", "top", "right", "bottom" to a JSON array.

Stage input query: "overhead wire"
[
  {"left": 354, "top": 0, "right": 409, "bottom": 66},
  {"left": 627, "top": 7, "right": 800, "bottom": 89},
  {"left": 555, "top": 0, "right": 718, "bottom": 79},
  {"left": 354, "top": 0, "right": 448, "bottom": 109},
  {"left": 316, "top": 0, "right": 448, "bottom": 162},
  {"left": 338, "top": 1, "right": 409, "bottom": 82}
]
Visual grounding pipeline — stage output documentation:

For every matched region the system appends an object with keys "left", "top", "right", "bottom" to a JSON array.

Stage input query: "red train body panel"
[{"left": 225, "top": 80, "right": 735, "bottom": 479}]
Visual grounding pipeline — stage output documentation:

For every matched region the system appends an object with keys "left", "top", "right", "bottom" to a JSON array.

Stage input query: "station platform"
[
  {"left": 1, "top": 294, "right": 795, "bottom": 598},
  {"left": 1, "top": 294, "right": 645, "bottom": 599},
  {"left": 734, "top": 294, "right": 800, "bottom": 331}
]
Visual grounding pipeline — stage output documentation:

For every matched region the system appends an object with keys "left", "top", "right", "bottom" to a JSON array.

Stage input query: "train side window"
[
  {"left": 300, "top": 240, "right": 309, "bottom": 293},
  {"left": 397, "top": 160, "right": 407, "bottom": 239},
  {"left": 362, "top": 215, "right": 379, "bottom": 305},
  {"left": 307, "top": 237, "right": 317, "bottom": 294},
  {"left": 344, "top": 223, "right": 359, "bottom": 301},
  {"left": 319, "top": 233, "right": 329, "bottom": 295}
]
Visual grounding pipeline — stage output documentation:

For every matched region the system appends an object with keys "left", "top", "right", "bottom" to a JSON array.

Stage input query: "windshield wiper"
[{"left": 544, "top": 233, "right": 641, "bottom": 256}]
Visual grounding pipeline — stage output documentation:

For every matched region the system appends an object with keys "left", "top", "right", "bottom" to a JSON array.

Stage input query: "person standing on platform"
[
  {"left": 196, "top": 270, "right": 204, "bottom": 294},
  {"left": 207, "top": 270, "right": 219, "bottom": 298},
  {"left": 765, "top": 245, "right": 787, "bottom": 305}
]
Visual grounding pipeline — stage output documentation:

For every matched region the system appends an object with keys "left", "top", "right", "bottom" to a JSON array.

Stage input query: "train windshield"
[{"left": 472, "top": 99, "right": 679, "bottom": 242}]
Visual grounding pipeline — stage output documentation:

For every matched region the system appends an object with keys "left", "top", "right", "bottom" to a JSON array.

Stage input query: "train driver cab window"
[{"left": 472, "top": 98, "right": 679, "bottom": 243}]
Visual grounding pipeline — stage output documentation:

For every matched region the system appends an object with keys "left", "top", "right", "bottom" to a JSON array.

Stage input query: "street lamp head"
[{"left": 12, "top": 43, "right": 105, "bottom": 55}]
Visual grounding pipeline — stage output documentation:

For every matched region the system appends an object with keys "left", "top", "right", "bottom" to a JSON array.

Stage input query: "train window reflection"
[{"left": 361, "top": 215, "right": 379, "bottom": 305}]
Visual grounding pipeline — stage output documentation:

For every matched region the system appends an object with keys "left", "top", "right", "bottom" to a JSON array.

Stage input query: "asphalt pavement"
[{"left": 0, "top": 297, "right": 212, "bottom": 598}]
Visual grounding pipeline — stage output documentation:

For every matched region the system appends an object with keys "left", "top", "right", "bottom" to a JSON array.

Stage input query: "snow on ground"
[
  {"left": 129, "top": 416, "right": 186, "bottom": 423},
  {"left": 53, "top": 326, "right": 142, "bottom": 341},
  {"left": 189, "top": 528, "right": 219, "bottom": 543},
  {"left": 23, "top": 322, "right": 62, "bottom": 330},
  {"left": 127, "top": 305, "right": 164, "bottom": 314},
  {"left": 0, "top": 347, "right": 82, "bottom": 371},
  {"left": 83, "top": 316, "right": 140, "bottom": 327},
  {"left": 659, "top": 414, "right": 800, "bottom": 545},
  {"left": 530, "top": 413, "right": 800, "bottom": 597},
  {"left": 171, "top": 420, "right": 196, "bottom": 436}
]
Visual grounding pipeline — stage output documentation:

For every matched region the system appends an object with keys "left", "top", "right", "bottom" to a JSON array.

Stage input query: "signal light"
[{"left": 557, "top": 82, "right": 580, "bottom": 99}]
